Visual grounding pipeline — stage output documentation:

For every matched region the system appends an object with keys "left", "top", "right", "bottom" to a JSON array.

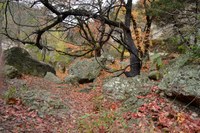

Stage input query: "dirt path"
[{"left": 0, "top": 74, "right": 109, "bottom": 132}]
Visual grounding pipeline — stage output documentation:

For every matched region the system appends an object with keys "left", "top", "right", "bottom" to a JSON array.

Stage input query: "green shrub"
[
  {"left": 150, "top": 53, "right": 164, "bottom": 70},
  {"left": 190, "top": 45, "right": 200, "bottom": 58},
  {"left": 3, "top": 86, "right": 17, "bottom": 101},
  {"left": 3, "top": 86, "right": 28, "bottom": 101}
]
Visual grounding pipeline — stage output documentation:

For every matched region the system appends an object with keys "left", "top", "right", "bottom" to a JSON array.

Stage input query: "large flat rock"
[
  {"left": 4, "top": 47, "right": 55, "bottom": 77},
  {"left": 159, "top": 54, "right": 200, "bottom": 108}
]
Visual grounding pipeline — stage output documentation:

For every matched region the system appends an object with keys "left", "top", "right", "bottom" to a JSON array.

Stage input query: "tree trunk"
[
  {"left": 124, "top": 31, "right": 141, "bottom": 77},
  {"left": 95, "top": 48, "right": 101, "bottom": 57},
  {"left": 124, "top": 0, "right": 141, "bottom": 77}
]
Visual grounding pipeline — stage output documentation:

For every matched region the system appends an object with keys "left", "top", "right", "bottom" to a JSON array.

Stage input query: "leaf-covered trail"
[
  {"left": 0, "top": 97, "right": 65, "bottom": 132},
  {"left": 0, "top": 73, "right": 114, "bottom": 132}
]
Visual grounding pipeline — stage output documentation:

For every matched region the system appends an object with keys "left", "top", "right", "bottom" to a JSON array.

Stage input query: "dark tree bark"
[
  {"left": 123, "top": 0, "right": 141, "bottom": 77},
  {"left": 95, "top": 47, "right": 102, "bottom": 57}
]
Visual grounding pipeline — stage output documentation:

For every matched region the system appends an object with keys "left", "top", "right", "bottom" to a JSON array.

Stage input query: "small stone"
[{"left": 191, "top": 112, "right": 198, "bottom": 118}]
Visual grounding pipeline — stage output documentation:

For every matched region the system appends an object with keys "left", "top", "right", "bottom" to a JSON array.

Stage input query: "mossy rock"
[
  {"left": 67, "top": 57, "right": 103, "bottom": 84},
  {"left": 4, "top": 47, "right": 55, "bottom": 77},
  {"left": 3, "top": 65, "right": 22, "bottom": 79}
]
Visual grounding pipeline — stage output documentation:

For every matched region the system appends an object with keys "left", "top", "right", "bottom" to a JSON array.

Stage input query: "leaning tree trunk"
[
  {"left": 124, "top": 30, "right": 141, "bottom": 77},
  {"left": 124, "top": 0, "right": 141, "bottom": 77}
]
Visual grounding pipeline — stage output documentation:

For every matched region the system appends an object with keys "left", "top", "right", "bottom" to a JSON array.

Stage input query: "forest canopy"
[{"left": 0, "top": 0, "right": 199, "bottom": 76}]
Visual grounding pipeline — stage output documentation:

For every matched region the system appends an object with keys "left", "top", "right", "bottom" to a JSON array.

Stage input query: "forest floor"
[{"left": 0, "top": 59, "right": 200, "bottom": 133}]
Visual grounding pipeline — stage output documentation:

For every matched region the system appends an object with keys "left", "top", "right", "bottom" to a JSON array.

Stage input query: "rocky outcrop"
[
  {"left": 3, "top": 84, "right": 69, "bottom": 116},
  {"left": 20, "top": 89, "right": 69, "bottom": 116},
  {"left": 64, "top": 58, "right": 103, "bottom": 84},
  {"left": 4, "top": 47, "right": 55, "bottom": 77},
  {"left": 159, "top": 54, "right": 200, "bottom": 107},
  {"left": 3, "top": 65, "right": 21, "bottom": 79},
  {"left": 44, "top": 72, "right": 62, "bottom": 84},
  {"left": 103, "top": 75, "right": 151, "bottom": 101}
]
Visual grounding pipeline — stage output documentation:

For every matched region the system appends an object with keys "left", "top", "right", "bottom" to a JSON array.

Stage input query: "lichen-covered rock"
[
  {"left": 160, "top": 54, "right": 190, "bottom": 74},
  {"left": 159, "top": 54, "right": 200, "bottom": 107},
  {"left": 103, "top": 76, "right": 150, "bottom": 101},
  {"left": 44, "top": 72, "right": 62, "bottom": 84},
  {"left": 20, "top": 89, "right": 69, "bottom": 116},
  {"left": 66, "top": 58, "right": 103, "bottom": 84},
  {"left": 3, "top": 65, "right": 21, "bottom": 79},
  {"left": 4, "top": 86, "right": 69, "bottom": 117},
  {"left": 64, "top": 75, "right": 79, "bottom": 84},
  {"left": 4, "top": 47, "right": 55, "bottom": 77}
]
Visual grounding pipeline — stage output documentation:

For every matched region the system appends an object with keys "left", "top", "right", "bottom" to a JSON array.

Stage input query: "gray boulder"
[
  {"left": 103, "top": 76, "right": 150, "bottom": 101},
  {"left": 4, "top": 47, "right": 55, "bottom": 77},
  {"left": 4, "top": 86, "right": 69, "bottom": 117},
  {"left": 65, "top": 58, "right": 103, "bottom": 84},
  {"left": 44, "top": 72, "right": 62, "bottom": 84},
  {"left": 64, "top": 75, "right": 79, "bottom": 84},
  {"left": 159, "top": 54, "right": 200, "bottom": 107},
  {"left": 3, "top": 65, "right": 21, "bottom": 79}
]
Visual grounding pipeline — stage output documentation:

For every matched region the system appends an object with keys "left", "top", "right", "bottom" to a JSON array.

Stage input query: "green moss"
[{"left": 3, "top": 86, "right": 17, "bottom": 101}]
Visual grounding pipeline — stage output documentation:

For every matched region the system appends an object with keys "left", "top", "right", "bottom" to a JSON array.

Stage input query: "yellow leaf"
[{"left": 177, "top": 113, "right": 185, "bottom": 123}]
